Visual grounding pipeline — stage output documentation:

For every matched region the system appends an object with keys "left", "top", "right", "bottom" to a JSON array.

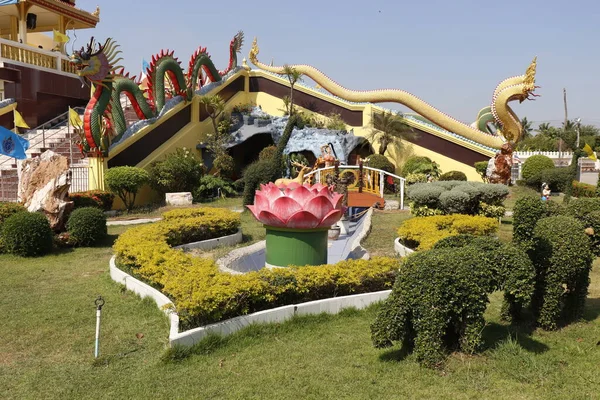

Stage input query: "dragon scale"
[{"left": 248, "top": 38, "right": 537, "bottom": 150}]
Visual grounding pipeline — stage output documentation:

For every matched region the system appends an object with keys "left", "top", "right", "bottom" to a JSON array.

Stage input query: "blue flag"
[{"left": 0, "top": 126, "right": 29, "bottom": 159}]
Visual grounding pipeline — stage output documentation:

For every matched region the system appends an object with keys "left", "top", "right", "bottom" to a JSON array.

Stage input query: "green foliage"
[
  {"left": 68, "top": 190, "right": 115, "bottom": 211},
  {"left": 242, "top": 116, "right": 300, "bottom": 205},
  {"left": 368, "top": 110, "right": 416, "bottom": 155},
  {"left": 522, "top": 155, "right": 555, "bottom": 189},
  {"left": 512, "top": 195, "right": 558, "bottom": 252},
  {"left": 258, "top": 146, "right": 277, "bottom": 161},
  {"left": 563, "top": 149, "right": 585, "bottom": 201},
  {"left": 407, "top": 185, "right": 445, "bottom": 210},
  {"left": 478, "top": 202, "right": 506, "bottom": 219},
  {"left": 405, "top": 173, "right": 428, "bottom": 185},
  {"left": 105, "top": 166, "right": 150, "bottom": 211},
  {"left": 563, "top": 198, "right": 600, "bottom": 255},
  {"left": 540, "top": 167, "right": 571, "bottom": 193},
  {"left": 66, "top": 207, "right": 107, "bottom": 246},
  {"left": 193, "top": 175, "right": 236, "bottom": 201},
  {"left": 531, "top": 216, "right": 593, "bottom": 330},
  {"left": 232, "top": 102, "right": 255, "bottom": 114},
  {"left": 439, "top": 190, "right": 471, "bottom": 214},
  {"left": 474, "top": 161, "right": 489, "bottom": 181},
  {"left": 148, "top": 148, "right": 204, "bottom": 194},
  {"left": 439, "top": 171, "right": 467, "bottom": 181},
  {"left": 325, "top": 112, "right": 347, "bottom": 131},
  {"left": 571, "top": 181, "right": 597, "bottom": 198},
  {"left": 0, "top": 202, "right": 27, "bottom": 253},
  {"left": 371, "top": 241, "right": 534, "bottom": 368},
  {"left": 1, "top": 211, "right": 53, "bottom": 257},
  {"left": 401, "top": 156, "right": 440, "bottom": 177},
  {"left": 213, "top": 154, "right": 235, "bottom": 179},
  {"left": 367, "top": 154, "right": 395, "bottom": 173}
]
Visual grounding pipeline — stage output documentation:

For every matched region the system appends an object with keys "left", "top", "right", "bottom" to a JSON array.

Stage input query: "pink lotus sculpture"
[{"left": 246, "top": 182, "right": 346, "bottom": 229}]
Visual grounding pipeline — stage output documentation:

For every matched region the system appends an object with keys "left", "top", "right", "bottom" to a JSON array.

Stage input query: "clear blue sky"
[{"left": 73, "top": 0, "right": 600, "bottom": 128}]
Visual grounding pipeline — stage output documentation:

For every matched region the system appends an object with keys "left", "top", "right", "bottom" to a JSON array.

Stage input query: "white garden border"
[
  {"left": 173, "top": 229, "right": 242, "bottom": 251},
  {"left": 394, "top": 237, "right": 415, "bottom": 257}
]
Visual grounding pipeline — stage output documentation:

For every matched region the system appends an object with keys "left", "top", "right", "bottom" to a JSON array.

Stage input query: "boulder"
[
  {"left": 384, "top": 200, "right": 400, "bottom": 210},
  {"left": 17, "top": 150, "right": 73, "bottom": 231},
  {"left": 165, "top": 192, "right": 193, "bottom": 206}
]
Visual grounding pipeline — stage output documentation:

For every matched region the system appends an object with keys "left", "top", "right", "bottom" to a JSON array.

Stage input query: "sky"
[{"left": 71, "top": 0, "right": 600, "bottom": 128}]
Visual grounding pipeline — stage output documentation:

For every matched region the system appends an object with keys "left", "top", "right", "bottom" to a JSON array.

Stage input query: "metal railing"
[{"left": 305, "top": 165, "right": 406, "bottom": 209}]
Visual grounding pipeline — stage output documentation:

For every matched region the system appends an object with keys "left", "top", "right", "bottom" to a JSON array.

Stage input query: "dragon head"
[
  {"left": 69, "top": 37, "right": 123, "bottom": 84},
  {"left": 520, "top": 56, "right": 540, "bottom": 102}
]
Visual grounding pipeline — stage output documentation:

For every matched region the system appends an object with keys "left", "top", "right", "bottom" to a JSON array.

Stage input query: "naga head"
[
  {"left": 249, "top": 37, "right": 259, "bottom": 65},
  {"left": 69, "top": 37, "right": 123, "bottom": 84},
  {"left": 520, "top": 57, "right": 540, "bottom": 102}
]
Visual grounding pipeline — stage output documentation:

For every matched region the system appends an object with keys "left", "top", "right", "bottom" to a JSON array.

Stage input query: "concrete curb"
[
  {"left": 174, "top": 229, "right": 243, "bottom": 252},
  {"left": 394, "top": 237, "right": 415, "bottom": 257},
  {"left": 107, "top": 217, "right": 162, "bottom": 226}
]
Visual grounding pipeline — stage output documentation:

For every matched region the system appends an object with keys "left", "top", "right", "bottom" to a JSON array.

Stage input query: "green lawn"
[{"left": 2, "top": 197, "right": 600, "bottom": 398}]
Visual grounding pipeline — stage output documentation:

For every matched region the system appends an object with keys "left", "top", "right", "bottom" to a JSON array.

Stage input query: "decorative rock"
[
  {"left": 165, "top": 192, "right": 193, "bottom": 206},
  {"left": 17, "top": 150, "right": 73, "bottom": 231},
  {"left": 384, "top": 200, "right": 400, "bottom": 210},
  {"left": 486, "top": 142, "right": 513, "bottom": 185}
]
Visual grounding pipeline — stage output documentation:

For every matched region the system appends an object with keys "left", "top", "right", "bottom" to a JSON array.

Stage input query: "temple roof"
[{"left": 0, "top": 0, "right": 99, "bottom": 30}]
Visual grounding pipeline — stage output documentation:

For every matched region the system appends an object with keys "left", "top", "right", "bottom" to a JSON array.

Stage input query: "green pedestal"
[{"left": 265, "top": 225, "right": 329, "bottom": 267}]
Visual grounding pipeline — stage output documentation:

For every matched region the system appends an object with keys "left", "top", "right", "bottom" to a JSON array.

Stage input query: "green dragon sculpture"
[{"left": 69, "top": 32, "right": 244, "bottom": 157}]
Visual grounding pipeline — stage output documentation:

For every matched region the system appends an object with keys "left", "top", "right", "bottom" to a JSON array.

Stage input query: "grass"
[{"left": 362, "top": 209, "right": 412, "bottom": 257}]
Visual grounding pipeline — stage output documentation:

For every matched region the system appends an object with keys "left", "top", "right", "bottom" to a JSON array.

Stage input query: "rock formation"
[
  {"left": 486, "top": 142, "right": 514, "bottom": 185},
  {"left": 18, "top": 150, "right": 73, "bottom": 231}
]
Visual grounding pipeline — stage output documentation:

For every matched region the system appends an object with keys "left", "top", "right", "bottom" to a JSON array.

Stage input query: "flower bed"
[{"left": 113, "top": 207, "right": 399, "bottom": 329}]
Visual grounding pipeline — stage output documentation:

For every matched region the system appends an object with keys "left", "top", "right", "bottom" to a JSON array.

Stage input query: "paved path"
[{"left": 106, "top": 217, "right": 162, "bottom": 226}]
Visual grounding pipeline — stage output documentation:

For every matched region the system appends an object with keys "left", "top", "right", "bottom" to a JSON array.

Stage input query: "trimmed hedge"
[
  {"left": 367, "top": 154, "right": 395, "bottom": 174},
  {"left": 1, "top": 211, "right": 53, "bottom": 257},
  {"left": 397, "top": 214, "right": 498, "bottom": 250},
  {"left": 571, "top": 181, "right": 596, "bottom": 198},
  {"left": 105, "top": 166, "right": 150, "bottom": 211},
  {"left": 66, "top": 207, "right": 107, "bottom": 246},
  {"left": 68, "top": 190, "right": 115, "bottom": 211},
  {"left": 540, "top": 168, "right": 571, "bottom": 193},
  {"left": 439, "top": 171, "right": 467, "bottom": 181},
  {"left": 531, "top": 216, "right": 593, "bottom": 330},
  {"left": 0, "top": 202, "right": 27, "bottom": 253},
  {"left": 371, "top": 241, "right": 534, "bottom": 368},
  {"left": 114, "top": 208, "right": 398, "bottom": 329},
  {"left": 522, "top": 155, "right": 555, "bottom": 188},
  {"left": 512, "top": 195, "right": 560, "bottom": 252}
]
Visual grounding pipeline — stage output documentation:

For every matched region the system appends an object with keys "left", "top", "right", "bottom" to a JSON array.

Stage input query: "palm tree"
[
  {"left": 282, "top": 65, "right": 303, "bottom": 115},
  {"left": 520, "top": 117, "right": 533, "bottom": 139},
  {"left": 367, "top": 110, "right": 417, "bottom": 155},
  {"left": 537, "top": 122, "right": 551, "bottom": 134}
]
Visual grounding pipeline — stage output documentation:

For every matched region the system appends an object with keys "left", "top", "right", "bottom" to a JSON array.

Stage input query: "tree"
[
  {"left": 520, "top": 117, "right": 533, "bottom": 139},
  {"left": 367, "top": 110, "right": 417, "bottom": 155},
  {"left": 282, "top": 65, "right": 303, "bottom": 115},
  {"left": 200, "top": 94, "right": 225, "bottom": 136},
  {"left": 537, "top": 122, "right": 551, "bottom": 134}
]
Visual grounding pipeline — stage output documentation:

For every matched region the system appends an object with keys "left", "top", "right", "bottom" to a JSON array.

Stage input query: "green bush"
[
  {"left": 367, "top": 154, "right": 395, "bottom": 174},
  {"left": 1, "top": 211, "right": 53, "bottom": 257},
  {"left": 402, "top": 156, "right": 434, "bottom": 175},
  {"left": 66, "top": 207, "right": 107, "bottom": 246},
  {"left": 513, "top": 195, "right": 556, "bottom": 252},
  {"left": 563, "top": 198, "right": 600, "bottom": 255},
  {"left": 474, "top": 161, "right": 489, "bottom": 181},
  {"left": 213, "top": 154, "right": 235, "bottom": 179},
  {"left": 405, "top": 173, "right": 428, "bottom": 185},
  {"left": 148, "top": 148, "right": 204, "bottom": 194},
  {"left": 522, "top": 155, "right": 555, "bottom": 188},
  {"left": 571, "top": 181, "right": 597, "bottom": 198},
  {"left": 258, "top": 146, "right": 277, "bottom": 161},
  {"left": 439, "top": 171, "right": 467, "bottom": 181},
  {"left": 531, "top": 216, "right": 593, "bottom": 330},
  {"left": 407, "top": 185, "right": 445, "bottom": 210},
  {"left": 370, "top": 242, "right": 534, "bottom": 368},
  {"left": 541, "top": 167, "right": 571, "bottom": 193},
  {"left": 0, "top": 202, "right": 27, "bottom": 253},
  {"left": 193, "top": 175, "right": 236, "bottom": 201},
  {"left": 439, "top": 190, "right": 471, "bottom": 214},
  {"left": 105, "top": 166, "right": 150, "bottom": 211},
  {"left": 68, "top": 190, "right": 114, "bottom": 211}
]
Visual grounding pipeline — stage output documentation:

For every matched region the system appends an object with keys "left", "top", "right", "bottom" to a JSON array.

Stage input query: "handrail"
[
  {"left": 0, "top": 37, "right": 76, "bottom": 74},
  {"left": 305, "top": 165, "right": 406, "bottom": 182}
]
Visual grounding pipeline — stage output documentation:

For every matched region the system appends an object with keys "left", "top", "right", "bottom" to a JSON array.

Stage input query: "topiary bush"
[
  {"left": 148, "top": 148, "right": 204, "bottom": 194},
  {"left": 439, "top": 171, "right": 467, "bottom": 181},
  {"left": 531, "top": 216, "right": 593, "bottom": 330},
  {"left": 370, "top": 241, "right": 534, "bottom": 368},
  {"left": 258, "top": 146, "right": 277, "bottom": 160},
  {"left": 192, "top": 175, "right": 236, "bottom": 201},
  {"left": 367, "top": 154, "right": 395, "bottom": 174},
  {"left": 66, "top": 207, "right": 107, "bottom": 246},
  {"left": 541, "top": 167, "right": 571, "bottom": 193},
  {"left": 105, "top": 166, "right": 150, "bottom": 211},
  {"left": 512, "top": 195, "right": 557, "bottom": 252},
  {"left": 407, "top": 184, "right": 445, "bottom": 210},
  {"left": 405, "top": 173, "right": 428, "bottom": 185},
  {"left": 213, "top": 153, "right": 235, "bottom": 179},
  {"left": 474, "top": 161, "right": 489, "bottom": 181},
  {"left": 521, "top": 155, "right": 555, "bottom": 189},
  {"left": 0, "top": 202, "right": 27, "bottom": 253},
  {"left": 402, "top": 156, "right": 436, "bottom": 176},
  {"left": 68, "top": 190, "right": 115, "bottom": 211},
  {"left": 571, "top": 181, "right": 597, "bottom": 198},
  {"left": 1, "top": 211, "right": 53, "bottom": 257},
  {"left": 439, "top": 190, "right": 471, "bottom": 214}
]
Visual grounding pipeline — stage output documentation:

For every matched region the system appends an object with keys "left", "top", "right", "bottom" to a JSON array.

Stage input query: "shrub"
[
  {"left": 439, "top": 190, "right": 471, "bottom": 214},
  {"left": 478, "top": 202, "right": 506, "bottom": 219},
  {"left": 521, "top": 155, "right": 555, "bottom": 188},
  {"left": 571, "top": 181, "right": 596, "bottom": 198},
  {"left": 474, "top": 161, "right": 489, "bottom": 181},
  {"left": 563, "top": 198, "right": 600, "bottom": 255},
  {"left": 531, "top": 216, "right": 593, "bottom": 330},
  {"left": 367, "top": 154, "right": 395, "bottom": 174},
  {"left": 1, "top": 211, "right": 53, "bottom": 257},
  {"left": 405, "top": 173, "right": 428, "bottom": 185},
  {"left": 66, "top": 207, "right": 107, "bottom": 246},
  {"left": 478, "top": 184, "right": 509, "bottom": 206},
  {"left": 407, "top": 185, "right": 445, "bottom": 210},
  {"left": 402, "top": 156, "right": 433, "bottom": 175},
  {"left": 114, "top": 209, "right": 397, "bottom": 328},
  {"left": 68, "top": 190, "right": 114, "bottom": 211},
  {"left": 148, "top": 148, "right": 204, "bottom": 194},
  {"left": 370, "top": 242, "right": 534, "bottom": 368},
  {"left": 541, "top": 167, "right": 571, "bottom": 193},
  {"left": 439, "top": 171, "right": 467, "bottom": 181},
  {"left": 409, "top": 204, "right": 445, "bottom": 217},
  {"left": 397, "top": 214, "right": 498, "bottom": 250},
  {"left": 513, "top": 195, "right": 558, "bottom": 252},
  {"left": 213, "top": 154, "right": 235, "bottom": 179},
  {"left": 0, "top": 202, "right": 27, "bottom": 253},
  {"left": 259, "top": 146, "right": 277, "bottom": 161},
  {"left": 105, "top": 166, "right": 150, "bottom": 211},
  {"left": 192, "top": 176, "right": 236, "bottom": 201}
]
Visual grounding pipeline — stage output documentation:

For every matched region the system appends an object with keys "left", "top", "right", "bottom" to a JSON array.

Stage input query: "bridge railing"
[{"left": 305, "top": 165, "right": 406, "bottom": 210}]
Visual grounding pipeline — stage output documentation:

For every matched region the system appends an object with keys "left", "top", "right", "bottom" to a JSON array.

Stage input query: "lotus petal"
[
  {"left": 312, "top": 183, "right": 327, "bottom": 191},
  {"left": 246, "top": 205, "right": 260, "bottom": 220},
  {"left": 254, "top": 193, "right": 270, "bottom": 211},
  {"left": 318, "top": 209, "right": 344, "bottom": 228},
  {"left": 285, "top": 182, "right": 302, "bottom": 190},
  {"left": 264, "top": 185, "right": 284, "bottom": 204},
  {"left": 287, "top": 185, "right": 313, "bottom": 207},
  {"left": 270, "top": 196, "right": 302, "bottom": 221},
  {"left": 257, "top": 210, "right": 286, "bottom": 227},
  {"left": 304, "top": 195, "right": 334, "bottom": 222},
  {"left": 285, "top": 210, "right": 320, "bottom": 229},
  {"left": 330, "top": 193, "right": 344, "bottom": 209}
]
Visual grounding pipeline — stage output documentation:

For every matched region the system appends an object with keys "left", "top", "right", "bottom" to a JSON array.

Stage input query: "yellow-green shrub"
[
  {"left": 114, "top": 208, "right": 399, "bottom": 329},
  {"left": 397, "top": 215, "right": 498, "bottom": 250}
]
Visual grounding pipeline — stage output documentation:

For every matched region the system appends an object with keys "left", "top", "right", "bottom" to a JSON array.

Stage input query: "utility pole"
[{"left": 560, "top": 88, "right": 568, "bottom": 163}]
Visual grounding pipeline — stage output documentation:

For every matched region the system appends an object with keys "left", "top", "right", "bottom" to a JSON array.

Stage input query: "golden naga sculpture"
[{"left": 248, "top": 38, "right": 538, "bottom": 149}]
